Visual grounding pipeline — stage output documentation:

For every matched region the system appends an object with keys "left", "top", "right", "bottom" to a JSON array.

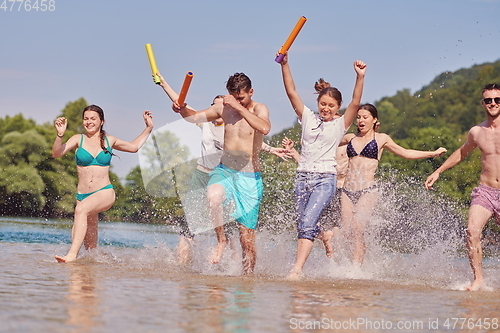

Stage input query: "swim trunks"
[
  {"left": 471, "top": 184, "right": 500, "bottom": 224},
  {"left": 208, "top": 164, "right": 263, "bottom": 230}
]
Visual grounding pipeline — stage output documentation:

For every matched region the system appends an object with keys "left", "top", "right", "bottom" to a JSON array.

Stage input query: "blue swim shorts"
[{"left": 208, "top": 164, "right": 263, "bottom": 230}]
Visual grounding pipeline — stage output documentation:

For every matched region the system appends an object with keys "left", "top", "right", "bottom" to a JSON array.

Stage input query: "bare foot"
[
  {"left": 285, "top": 270, "right": 304, "bottom": 281},
  {"left": 465, "top": 279, "right": 485, "bottom": 291},
  {"left": 55, "top": 255, "right": 76, "bottom": 263},
  {"left": 242, "top": 267, "right": 254, "bottom": 276},
  {"left": 210, "top": 240, "right": 227, "bottom": 264},
  {"left": 321, "top": 230, "right": 334, "bottom": 258}
]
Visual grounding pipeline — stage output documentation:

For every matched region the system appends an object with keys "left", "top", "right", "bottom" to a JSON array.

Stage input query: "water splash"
[
  {"left": 100, "top": 170, "right": 500, "bottom": 290},
  {"left": 28, "top": 169, "right": 498, "bottom": 290}
]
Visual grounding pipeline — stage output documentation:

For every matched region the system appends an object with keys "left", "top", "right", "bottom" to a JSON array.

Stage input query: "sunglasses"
[{"left": 482, "top": 97, "right": 500, "bottom": 104}]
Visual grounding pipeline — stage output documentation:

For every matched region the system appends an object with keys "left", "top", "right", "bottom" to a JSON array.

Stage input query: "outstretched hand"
[
  {"left": 54, "top": 117, "right": 67, "bottom": 137},
  {"left": 270, "top": 147, "right": 291, "bottom": 160},
  {"left": 434, "top": 147, "right": 447, "bottom": 156},
  {"left": 424, "top": 172, "right": 440, "bottom": 190},
  {"left": 282, "top": 137, "right": 295, "bottom": 150},
  {"left": 282, "top": 137, "right": 300, "bottom": 161}
]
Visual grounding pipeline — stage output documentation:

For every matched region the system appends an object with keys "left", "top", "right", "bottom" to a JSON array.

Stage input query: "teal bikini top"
[{"left": 75, "top": 134, "right": 113, "bottom": 167}]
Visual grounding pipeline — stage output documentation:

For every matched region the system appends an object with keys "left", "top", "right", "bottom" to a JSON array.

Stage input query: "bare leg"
[
  {"left": 55, "top": 208, "right": 88, "bottom": 263},
  {"left": 83, "top": 213, "right": 99, "bottom": 250},
  {"left": 465, "top": 205, "right": 491, "bottom": 291},
  {"left": 176, "top": 236, "right": 193, "bottom": 265},
  {"left": 207, "top": 184, "right": 227, "bottom": 264},
  {"left": 351, "top": 223, "right": 366, "bottom": 265},
  {"left": 286, "top": 238, "right": 314, "bottom": 280},
  {"left": 211, "top": 226, "right": 227, "bottom": 264},
  {"left": 56, "top": 189, "right": 115, "bottom": 263},
  {"left": 341, "top": 191, "right": 377, "bottom": 265},
  {"left": 319, "top": 230, "right": 334, "bottom": 258},
  {"left": 239, "top": 224, "right": 256, "bottom": 275},
  {"left": 340, "top": 192, "right": 355, "bottom": 263}
]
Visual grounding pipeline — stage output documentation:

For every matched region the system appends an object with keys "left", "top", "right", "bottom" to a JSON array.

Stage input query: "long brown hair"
[{"left": 82, "top": 105, "right": 112, "bottom": 155}]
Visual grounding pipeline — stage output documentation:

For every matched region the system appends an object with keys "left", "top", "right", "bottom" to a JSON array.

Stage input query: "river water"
[{"left": 1, "top": 216, "right": 500, "bottom": 333}]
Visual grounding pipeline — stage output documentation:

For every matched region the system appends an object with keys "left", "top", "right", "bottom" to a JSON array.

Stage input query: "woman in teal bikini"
[
  {"left": 340, "top": 103, "right": 446, "bottom": 265},
  {"left": 52, "top": 105, "right": 154, "bottom": 262}
]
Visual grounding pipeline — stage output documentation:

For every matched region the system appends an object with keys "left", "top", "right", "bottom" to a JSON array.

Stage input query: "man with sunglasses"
[{"left": 425, "top": 83, "right": 500, "bottom": 291}]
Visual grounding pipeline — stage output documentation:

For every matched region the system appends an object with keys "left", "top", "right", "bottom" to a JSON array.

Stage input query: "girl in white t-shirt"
[{"left": 278, "top": 53, "right": 366, "bottom": 280}]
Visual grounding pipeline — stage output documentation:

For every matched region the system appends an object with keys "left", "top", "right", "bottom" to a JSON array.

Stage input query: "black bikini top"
[{"left": 346, "top": 134, "right": 378, "bottom": 160}]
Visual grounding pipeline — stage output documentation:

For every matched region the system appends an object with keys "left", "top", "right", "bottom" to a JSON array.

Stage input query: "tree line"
[{"left": 1, "top": 59, "right": 499, "bottom": 234}]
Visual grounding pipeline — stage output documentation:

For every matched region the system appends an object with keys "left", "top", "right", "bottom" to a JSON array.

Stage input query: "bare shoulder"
[
  {"left": 66, "top": 134, "right": 82, "bottom": 147},
  {"left": 470, "top": 121, "right": 488, "bottom": 133},
  {"left": 376, "top": 132, "right": 391, "bottom": 142},
  {"left": 104, "top": 134, "right": 118, "bottom": 145},
  {"left": 344, "top": 133, "right": 356, "bottom": 140},
  {"left": 468, "top": 122, "right": 488, "bottom": 141},
  {"left": 252, "top": 101, "right": 269, "bottom": 116},
  {"left": 253, "top": 101, "right": 267, "bottom": 111},
  {"left": 375, "top": 133, "right": 395, "bottom": 149}
]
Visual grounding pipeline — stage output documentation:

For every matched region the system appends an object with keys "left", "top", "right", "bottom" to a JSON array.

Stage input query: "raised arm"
[
  {"left": 52, "top": 117, "right": 78, "bottom": 158},
  {"left": 425, "top": 130, "right": 477, "bottom": 189},
  {"left": 343, "top": 61, "right": 367, "bottom": 130},
  {"left": 279, "top": 53, "right": 305, "bottom": 119},
  {"left": 172, "top": 100, "right": 222, "bottom": 124},
  {"left": 111, "top": 111, "right": 154, "bottom": 153},
  {"left": 157, "top": 72, "right": 179, "bottom": 102}
]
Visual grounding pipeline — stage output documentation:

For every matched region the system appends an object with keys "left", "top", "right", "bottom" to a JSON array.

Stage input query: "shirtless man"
[
  {"left": 173, "top": 73, "right": 270, "bottom": 275},
  {"left": 425, "top": 83, "right": 500, "bottom": 291}
]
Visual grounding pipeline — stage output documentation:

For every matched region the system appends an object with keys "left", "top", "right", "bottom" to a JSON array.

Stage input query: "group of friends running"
[{"left": 52, "top": 49, "right": 500, "bottom": 292}]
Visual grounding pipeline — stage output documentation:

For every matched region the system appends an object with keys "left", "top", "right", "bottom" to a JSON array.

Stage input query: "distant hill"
[
  {"left": 377, "top": 59, "right": 500, "bottom": 139},
  {"left": 266, "top": 58, "right": 500, "bottom": 143}
]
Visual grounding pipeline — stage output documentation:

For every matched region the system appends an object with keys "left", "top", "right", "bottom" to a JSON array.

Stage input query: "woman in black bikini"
[{"left": 340, "top": 103, "right": 447, "bottom": 265}]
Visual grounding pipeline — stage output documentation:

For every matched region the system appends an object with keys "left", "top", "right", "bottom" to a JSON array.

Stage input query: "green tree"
[
  {"left": 108, "top": 166, "right": 183, "bottom": 224},
  {"left": 0, "top": 130, "right": 48, "bottom": 215}
]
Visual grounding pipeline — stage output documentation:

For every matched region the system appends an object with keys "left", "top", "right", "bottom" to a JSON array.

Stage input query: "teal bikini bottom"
[{"left": 76, "top": 184, "right": 114, "bottom": 201}]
